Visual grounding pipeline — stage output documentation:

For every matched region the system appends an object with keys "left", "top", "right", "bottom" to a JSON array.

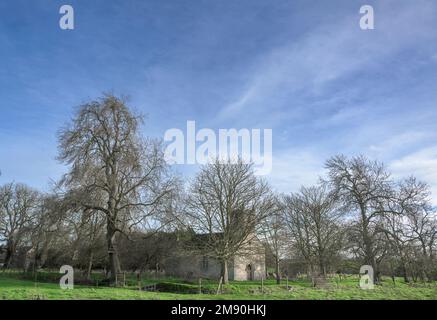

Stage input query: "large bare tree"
[
  {"left": 184, "top": 159, "right": 276, "bottom": 284},
  {"left": 57, "top": 94, "right": 174, "bottom": 282},
  {"left": 324, "top": 155, "right": 392, "bottom": 282}
]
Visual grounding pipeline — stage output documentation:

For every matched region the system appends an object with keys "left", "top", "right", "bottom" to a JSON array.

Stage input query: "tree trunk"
[
  {"left": 38, "top": 237, "right": 51, "bottom": 269},
  {"left": 373, "top": 267, "right": 381, "bottom": 284},
  {"left": 275, "top": 256, "right": 281, "bottom": 284},
  {"left": 222, "top": 259, "right": 229, "bottom": 284},
  {"left": 87, "top": 251, "right": 94, "bottom": 280},
  {"left": 3, "top": 240, "right": 16, "bottom": 269},
  {"left": 401, "top": 259, "right": 409, "bottom": 283},
  {"left": 361, "top": 211, "right": 379, "bottom": 284},
  {"left": 106, "top": 220, "right": 121, "bottom": 283},
  {"left": 319, "top": 259, "right": 326, "bottom": 278}
]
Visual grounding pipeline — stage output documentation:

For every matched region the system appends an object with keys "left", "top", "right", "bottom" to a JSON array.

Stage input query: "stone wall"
[
  {"left": 233, "top": 250, "right": 266, "bottom": 281},
  {"left": 163, "top": 254, "right": 235, "bottom": 280}
]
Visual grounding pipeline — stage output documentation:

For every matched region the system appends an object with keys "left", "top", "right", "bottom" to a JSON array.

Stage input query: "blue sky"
[{"left": 1, "top": 0, "right": 437, "bottom": 203}]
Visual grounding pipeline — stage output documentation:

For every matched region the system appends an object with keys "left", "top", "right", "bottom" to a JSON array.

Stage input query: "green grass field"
[{"left": 0, "top": 271, "right": 436, "bottom": 300}]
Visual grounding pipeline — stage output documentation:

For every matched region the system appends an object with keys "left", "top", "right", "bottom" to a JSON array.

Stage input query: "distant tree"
[
  {"left": 117, "top": 231, "right": 180, "bottom": 273},
  {"left": 283, "top": 185, "right": 345, "bottom": 278},
  {"left": 259, "top": 198, "right": 287, "bottom": 284},
  {"left": 382, "top": 177, "right": 437, "bottom": 281},
  {"left": 25, "top": 194, "right": 67, "bottom": 271},
  {"left": 0, "top": 183, "right": 40, "bottom": 268},
  {"left": 184, "top": 159, "right": 276, "bottom": 284},
  {"left": 57, "top": 94, "right": 175, "bottom": 282},
  {"left": 60, "top": 202, "right": 106, "bottom": 278}
]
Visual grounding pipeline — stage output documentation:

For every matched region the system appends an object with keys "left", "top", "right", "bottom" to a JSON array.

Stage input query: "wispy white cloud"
[
  {"left": 368, "top": 131, "right": 434, "bottom": 158},
  {"left": 268, "top": 144, "right": 437, "bottom": 206},
  {"left": 267, "top": 148, "right": 325, "bottom": 194},
  {"left": 217, "top": 1, "right": 437, "bottom": 126},
  {"left": 389, "top": 147, "right": 437, "bottom": 205}
]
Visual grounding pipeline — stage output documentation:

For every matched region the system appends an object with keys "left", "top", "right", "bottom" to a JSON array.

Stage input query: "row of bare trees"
[
  {"left": 0, "top": 94, "right": 435, "bottom": 286},
  {"left": 262, "top": 155, "right": 437, "bottom": 284}
]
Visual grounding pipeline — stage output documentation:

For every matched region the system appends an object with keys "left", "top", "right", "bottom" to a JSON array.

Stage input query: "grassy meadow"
[{"left": 0, "top": 270, "right": 436, "bottom": 300}]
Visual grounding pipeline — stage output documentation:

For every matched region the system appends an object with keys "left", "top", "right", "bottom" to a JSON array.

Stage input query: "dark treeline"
[{"left": 0, "top": 94, "right": 436, "bottom": 285}]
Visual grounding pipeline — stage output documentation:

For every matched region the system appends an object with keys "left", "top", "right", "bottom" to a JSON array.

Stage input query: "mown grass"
[{"left": 0, "top": 271, "right": 436, "bottom": 300}]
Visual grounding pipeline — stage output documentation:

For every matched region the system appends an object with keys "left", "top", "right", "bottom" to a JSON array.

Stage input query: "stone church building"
[{"left": 163, "top": 234, "right": 266, "bottom": 281}]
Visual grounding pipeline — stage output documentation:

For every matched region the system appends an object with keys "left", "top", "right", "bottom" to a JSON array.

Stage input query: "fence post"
[
  {"left": 199, "top": 278, "right": 202, "bottom": 294},
  {"left": 216, "top": 277, "right": 223, "bottom": 295},
  {"left": 137, "top": 273, "right": 141, "bottom": 291},
  {"left": 261, "top": 277, "right": 264, "bottom": 294}
]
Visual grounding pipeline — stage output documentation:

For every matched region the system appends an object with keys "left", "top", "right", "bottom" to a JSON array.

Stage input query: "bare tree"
[
  {"left": 25, "top": 194, "right": 67, "bottom": 271},
  {"left": 259, "top": 199, "right": 287, "bottom": 284},
  {"left": 381, "top": 207, "right": 413, "bottom": 282},
  {"left": 391, "top": 178, "right": 436, "bottom": 281},
  {"left": 283, "top": 185, "right": 345, "bottom": 278},
  {"left": 380, "top": 177, "right": 426, "bottom": 281},
  {"left": 184, "top": 158, "right": 276, "bottom": 284},
  {"left": 57, "top": 94, "right": 175, "bottom": 282},
  {"left": 82, "top": 209, "right": 106, "bottom": 279},
  {"left": 0, "top": 183, "right": 40, "bottom": 268},
  {"left": 58, "top": 201, "right": 106, "bottom": 278},
  {"left": 324, "top": 155, "right": 392, "bottom": 282}
]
